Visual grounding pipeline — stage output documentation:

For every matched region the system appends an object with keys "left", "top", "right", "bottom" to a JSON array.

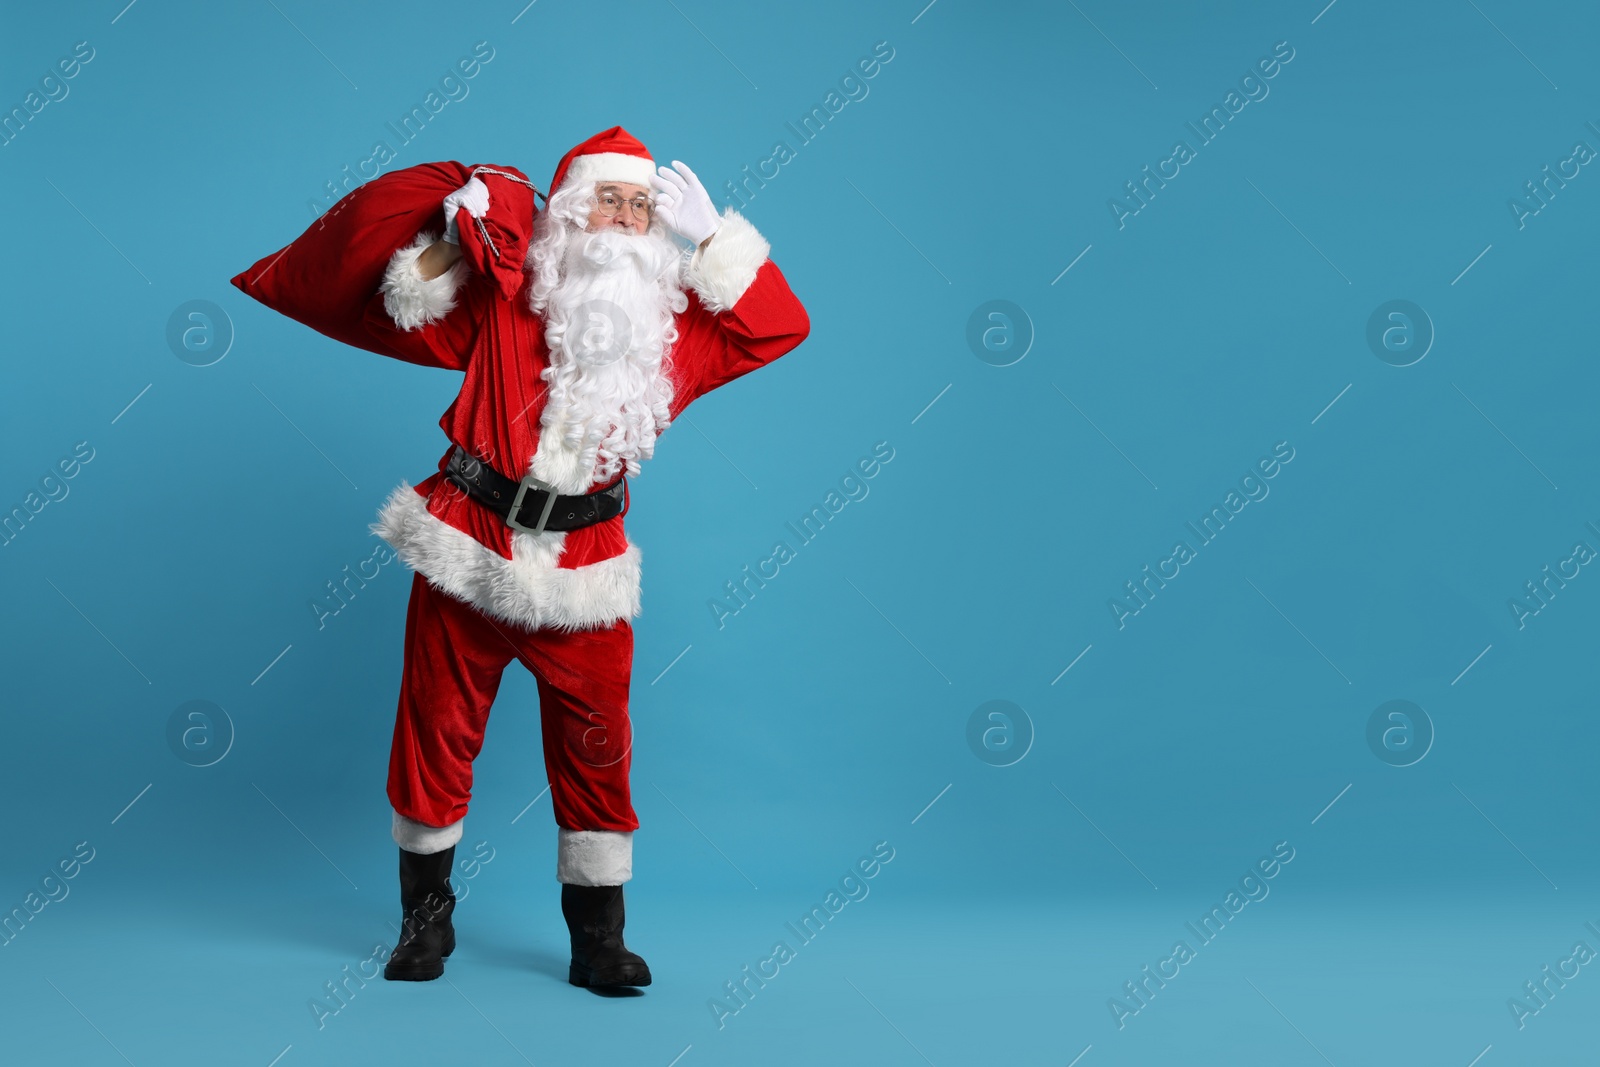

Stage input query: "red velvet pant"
[{"left": 386, "top": 572, "right": 638, "bottom": 834}]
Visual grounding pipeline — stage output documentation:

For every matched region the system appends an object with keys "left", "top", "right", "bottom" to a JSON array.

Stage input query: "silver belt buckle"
[{"left": 507, "top": 474, "right": 560, "bottom": 534}]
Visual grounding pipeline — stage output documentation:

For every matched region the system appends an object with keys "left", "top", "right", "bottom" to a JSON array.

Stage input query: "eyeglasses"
[{"left": 592, "top": 191, "right": 654, "bottom": 219}]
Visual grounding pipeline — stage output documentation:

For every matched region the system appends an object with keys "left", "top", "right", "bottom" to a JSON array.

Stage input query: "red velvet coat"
[{"left": 367, "top": 209, "right": 809, "bottom": 634}]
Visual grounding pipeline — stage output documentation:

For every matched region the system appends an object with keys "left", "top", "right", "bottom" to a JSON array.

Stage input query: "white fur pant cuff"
[
  {"left": 392, "top": 810, "right": 464, "bottom": 855},
  {"left": 557, "top": 828, "right": 633, "bottom": 885}
]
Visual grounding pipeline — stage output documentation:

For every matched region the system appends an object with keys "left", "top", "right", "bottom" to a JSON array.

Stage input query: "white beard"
[{"left": 528, "top": 225, "right": 687, "bottom": 494}]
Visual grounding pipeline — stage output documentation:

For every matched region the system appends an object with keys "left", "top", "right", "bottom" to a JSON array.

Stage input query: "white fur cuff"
[
  {"left": 393, "top": 810, "right": 464, "bottom": 854},
  {"left": 684, "top": 208, "right": 770, "bottom": 314},
  {"left": 557, "top": 828, "right": 633, "bottom": 885},
  {"left": 380, "top": 231, "right": 469, "bottom": 331}
]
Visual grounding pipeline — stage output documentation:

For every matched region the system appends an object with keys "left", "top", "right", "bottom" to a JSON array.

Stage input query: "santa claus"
[{"left": 362, "top": 127, "right": 808, "bottom": 988}]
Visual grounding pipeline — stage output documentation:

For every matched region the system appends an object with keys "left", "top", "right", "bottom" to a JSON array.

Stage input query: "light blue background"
[{"left": 3, "top": 0, "right": 1598, "bottom": 1063}]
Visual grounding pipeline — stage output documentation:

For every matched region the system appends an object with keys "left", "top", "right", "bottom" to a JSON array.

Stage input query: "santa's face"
[{"left": 584, "top": 181, "right": 653, "bottom": 235}]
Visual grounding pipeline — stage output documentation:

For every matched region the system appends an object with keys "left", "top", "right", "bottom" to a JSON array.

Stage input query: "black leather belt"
[{"left": 443, "top": 444, "right": 626, "bottom": 534}]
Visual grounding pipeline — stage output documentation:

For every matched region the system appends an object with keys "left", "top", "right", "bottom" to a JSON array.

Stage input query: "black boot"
[
  {"left": 383, "top": 845, "right": 456, "bottom": 981},
  {"left": 561, "top": 883, "right": 651, "bottom": 988}
]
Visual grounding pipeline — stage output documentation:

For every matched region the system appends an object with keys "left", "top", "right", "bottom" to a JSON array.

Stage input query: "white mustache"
[{"left": 567, "top": 227, "right": 682, "bottom": 284}]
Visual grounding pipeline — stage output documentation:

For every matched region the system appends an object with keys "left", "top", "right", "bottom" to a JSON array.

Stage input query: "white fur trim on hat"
[
  {"left": 559, "top": 151, "right": 656, "bottom": 195},
  {"left": 393, "top": 810, "right": 464, "bottom": 854},
  {"left": 380, "top": 231, "right": 469, "bottom": 331},
  {"left": 557, "top": 828, "right": 633, "bottom": 885}
]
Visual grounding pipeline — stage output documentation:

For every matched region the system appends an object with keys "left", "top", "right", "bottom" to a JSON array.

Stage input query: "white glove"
[
  {"left": 441, "top": 176, "right": 490, "bottom": 245},
  {"left": 649, "top": 160, "right": 721, "bottom": 247}
]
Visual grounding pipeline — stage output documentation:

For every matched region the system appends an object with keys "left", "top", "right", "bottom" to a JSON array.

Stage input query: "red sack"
[{"left": 231, "top": 162, "right": 542, "bottom": 362}]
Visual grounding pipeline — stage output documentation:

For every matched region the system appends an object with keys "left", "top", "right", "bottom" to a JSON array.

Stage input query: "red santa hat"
[{"left": 549, "top": 126, "right": 656, "bottom": 199}]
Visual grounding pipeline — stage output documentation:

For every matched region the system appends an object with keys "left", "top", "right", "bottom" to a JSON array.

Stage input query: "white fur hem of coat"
[
  {"left": 557, "top": 828, "right": 633, "bottom": 885},
  {"left": 393, "top": 810, "right": 464, "bottom": 854},
  {"left": 371, "top": 481, "right": 642, "bottom": 633},
  {"left": 380, "top": 231, "right": 470, "bottom": 331},
  {"left": 684, "top": 208, "right": 769, "bottom": 314}
]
